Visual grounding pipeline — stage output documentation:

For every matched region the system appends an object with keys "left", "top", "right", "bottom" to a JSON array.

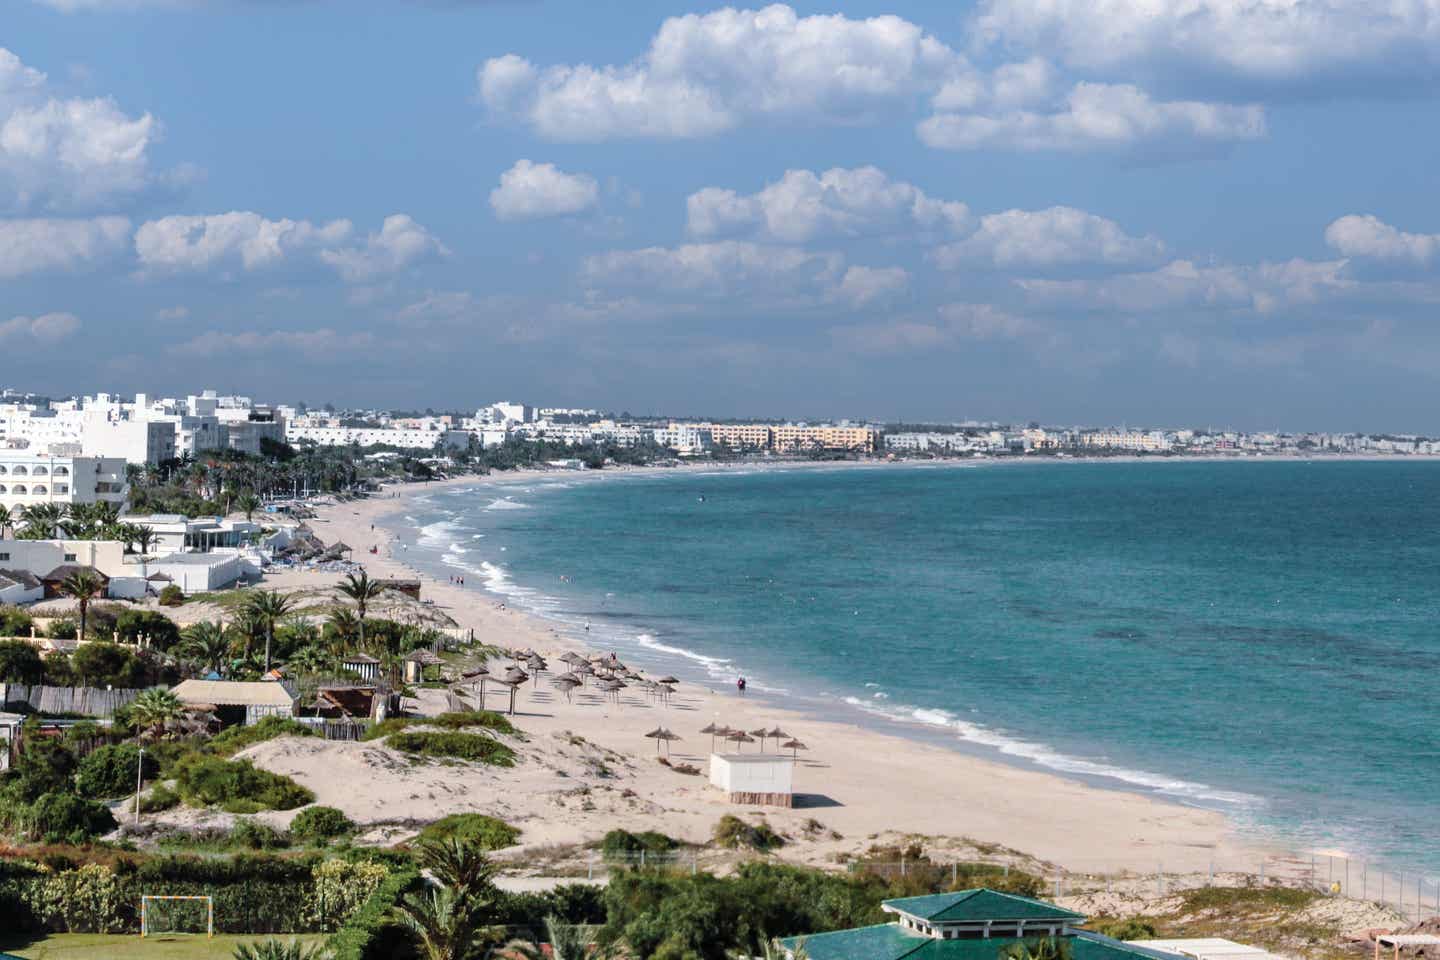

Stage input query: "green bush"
[
  {"left": 713, "top": 815, "right": 785, "bottom": 852},
  {"left": 210, "top": 716, "right": 316, "bottom": 756},
  {"left": 173, "top": 755, "right": 314, "bottom": 811},
  {"left": 415, "top": 813, "right": 520, "bottom": 850},
  {"left": 7, "top": 736, "right": 78, "bottom": 801},
  {"left": 358, "top": 717, "right": 412, "bottom": 741},
  {"left": 602, "top": 828, "right": 680, "bottom": 861},
  {"left": 46, "top": 619, "right": 77, "bottom": 640},
  {"left": 325, "top": 861, "right": 420, "bottom": 960},
  {"left": 431, "top": 711, "right": 517, "bottom": 735},
  {"left": 70, "top": 642, "right": 145, "bottom": 687},
  {"left": 386, "top": 731, "right": 515, "bottom": 766},
  {"left": 0, "top": 638, "right": 44, "bottom": 683},
  {"left": 159, "top": 584, "right": 185, "bottom": 606},
  {"left": 0, "top": 605, "right": 34, "bottom": 637},
  {"left": 25, "top": 792, "right": 118, "bottom": 842},
  {"left": 230, "top": 819, "right": 291, "bottom": 850},
  {"left": 291, "top": 805, "right": 355, "bottom": 843},
  {"left": 115, "top": 609, "right": 182, "bottom": 652},
  {"left": 140, "top": 782, "right": 181, "bottom": 812},
  {"left": 1095, "top": 919, "right": 1158, "bottom": 940},
  {"left": 75, "top": 743, "right": 158, "bottom": 800}
]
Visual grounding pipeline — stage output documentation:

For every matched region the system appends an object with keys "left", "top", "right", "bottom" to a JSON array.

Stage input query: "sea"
[{"left": 386, "top": 460, "right": 1440, "bottom": 877}]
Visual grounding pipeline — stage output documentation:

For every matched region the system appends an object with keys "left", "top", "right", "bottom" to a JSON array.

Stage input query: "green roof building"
[{"left": 781, "top": 889, "right": 1176, "bottom": 960}]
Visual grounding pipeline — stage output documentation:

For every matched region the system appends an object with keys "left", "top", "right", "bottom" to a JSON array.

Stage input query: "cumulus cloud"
[
  {"left": 832, "top": 265, "right": 910, "bottom": 306},
  {"left": 168, "top": 327, "right": 376, "bottom": 359},
  {"left": 1018, "top": 257, "right": 1353, "bottom": 314},
  {"left": 134, "top": 211, "right": 444, "bottom": 281},
  {"left": 581, "top": 240, "right": 844, "bottom": 298},
  {"left": 1325, "top": 214, "right": 1440, "bottom": 264},
  {"left": 0, "top": 216, "right": 130, "bottom": 277},
  {"left": 0, "top": 48, "right": 165, "bottom": 210},
  {"left": 489, "top": 159, "right": 599, "bottom": 221},
  {"left": 933, "top": 206, "right": 1164, "bottom": 267},
  {"left": 920, "top": 82, "right": 1265, "bottom": 153},
  {"left": 973, "top": 0, "right": 1440, "bottom": 89},
  {"left": 687, "top": 166, "right": 969, "bottom": 242},
  {"left": 478, "top": 5, "right": 963, "bottom": 140},
  {"left": 0, "top": 311, "right": 81, "bottom": 344}
]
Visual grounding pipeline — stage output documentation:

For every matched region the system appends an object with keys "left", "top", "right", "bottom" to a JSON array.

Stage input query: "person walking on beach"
[{"left": 737, "top": 676, "right": 747, "bottom": 695}]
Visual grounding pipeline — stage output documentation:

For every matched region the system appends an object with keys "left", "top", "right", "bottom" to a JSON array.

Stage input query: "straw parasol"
[
  {"left": 461, "top": 666, "right": 490, "bottom": 703},
  {"left": 525, "top": 654, "right": 547, "bottom": 679},
  {"left": 699, "top": 721, "right": 722, "bottom": 751},
  {"left": 725, "top": 730, "right": 756, "bottom": 750},
  {"left": 552, "top": 676, "right": 582, "bottom": 703},
  {"left": 654, "top": 727, "right": 682, "bottom": 756},
  {"left": 597, "top": 678, "right": 625, "bottom": 704},
  {"left": 766, "top": 726, "right": 789, "bottom": 741},
  {"left": 749, "top": 727, "right": 770, "bottom": 750},
  {"left": 497, "top": 667, "right": 529, "bottom": 715},
  {"left": 781, "top": 738, "right": 808, "bottom": 759},
  {"left": 559, "top": 651, "right": 585, "bottom": 665}
]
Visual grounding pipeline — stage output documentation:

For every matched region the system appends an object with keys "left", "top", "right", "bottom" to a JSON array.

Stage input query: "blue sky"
[{"left": 5, "top": 0, "right": 1440, "bottom": 431}]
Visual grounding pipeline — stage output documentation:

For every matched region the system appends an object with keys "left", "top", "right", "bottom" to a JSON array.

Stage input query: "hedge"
[{"left": 325, "top": 861, "right": 421, "bottom": 960}]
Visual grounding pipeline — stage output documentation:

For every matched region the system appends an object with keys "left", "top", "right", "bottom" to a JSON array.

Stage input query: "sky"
[{"left": 4, "top": 0, "right": 1440, "bottom": 431}]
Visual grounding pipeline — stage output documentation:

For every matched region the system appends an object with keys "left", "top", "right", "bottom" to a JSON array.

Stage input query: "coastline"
[{"left": 266, "top": 465, "right": 1286, "bottom": 875}]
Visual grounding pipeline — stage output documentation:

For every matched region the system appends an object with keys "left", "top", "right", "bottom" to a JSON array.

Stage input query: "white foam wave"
[
  {"left": 485, "top": 498, "right": 529, "bottom": 511},
  {"left": 841, "top": 697, "right": 1261, "bottom": 808}
]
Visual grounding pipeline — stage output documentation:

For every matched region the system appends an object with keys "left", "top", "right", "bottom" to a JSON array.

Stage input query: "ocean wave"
[
  {"left": 418, "top": 519, "right": 461, "bottom": 548},
  {"left": 485, "top": 498, "right": 529, "bottom": 511},
  {"left": 840, "top": 697, "right": 1261, "bottom": 808}
]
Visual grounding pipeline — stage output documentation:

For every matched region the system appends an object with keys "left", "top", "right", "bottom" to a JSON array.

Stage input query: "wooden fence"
[{"left": 0, "top": 683, "right": 140, "bottom": 717}]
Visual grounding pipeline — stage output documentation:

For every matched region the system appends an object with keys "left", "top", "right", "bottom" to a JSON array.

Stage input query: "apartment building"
[
  {"left": 699, "top": 423, "right": 774, "bottom": 451},
  {"left": 772, "top": 424, "right": 877, "bottom": 453},
  {"left": 0, "top": 450, "right": 128, "bottom": 513}
]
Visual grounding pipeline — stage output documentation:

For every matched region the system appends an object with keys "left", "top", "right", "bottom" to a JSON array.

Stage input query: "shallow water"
[{"left": 391, "top": 460, "right": 1440, "bottom": 875}]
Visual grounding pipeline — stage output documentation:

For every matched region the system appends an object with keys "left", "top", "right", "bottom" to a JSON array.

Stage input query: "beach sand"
[{"left": 243, "top": 472, "right": 1276, "bottom": 876}]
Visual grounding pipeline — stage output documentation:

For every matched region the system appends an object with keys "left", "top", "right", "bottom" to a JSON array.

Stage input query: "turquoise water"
[{"left": 391, "top": 461, "right": 1440, "bottom": 873}]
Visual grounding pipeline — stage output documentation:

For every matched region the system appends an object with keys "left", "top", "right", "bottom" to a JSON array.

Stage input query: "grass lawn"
[{"left": 0, "top": 933, "right": 328, "bottom": 959}]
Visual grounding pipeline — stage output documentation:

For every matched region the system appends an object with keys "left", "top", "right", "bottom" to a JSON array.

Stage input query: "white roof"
[
  {"left": 1379, "top": 937, "right": 1440, "bottom": 947},
  {"left": 172, "top": 679, "right": 295, "bottom": 708},
  {"left": 1129, "top": 939, "right": 1285, "bottom": 960},
  {"left": 710, "top": 752, "right": 794, "bottom": 764}
]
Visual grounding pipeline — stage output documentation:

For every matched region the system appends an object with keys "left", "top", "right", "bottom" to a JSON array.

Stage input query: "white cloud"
[
  {"left": 0, "top": 48, "right": 164, "bottom": 210},
  {"left": 686, "top": 166, "right": 969, "bottom": 242},
  {"left": 581, "top": 240, "right": 843, "bottom": 297},
  {"left": 154, "top": 304, "right": 189, "bottom": 321},
  {"left": 0, "top": 216, "right": 129, "bottom": 277},
  {"left": 489, "top": 159, "right": 599, "bottom": 221},
  {"left": 0, "top": 311, "right": 80, "bottom": 344},
  {"left": 1018, "top": 257, "right": 1353, "bottom": 313},
  {"left": 134, "top": 211, "right": 443, "bottom": 281},
  {"left": 933, "top": 206, "right": 1164, "bottom": 267},
  {"left": 1325, "top": 214, "right": 1440, "bottom": 264},
  {"left": 318, "top": 214, "right": 447, "bottom": 282},
  {"left": 832, "top": 265, "right": 910, "bottom": 306},
  {"left": 479, "top": 4, "right": 963, "bottom": 140},
  {"left": 920, "top": 82, "right": 1265, "bottom": 153},
  {"left": 973, "top": 0, "right": 1440, "bottom": 88},
  {"left": 832, "top": 302, "right": 1037, "bottom": 352},
  {"left": 168, "top": 327, "right": 376, "bottom": 359}
]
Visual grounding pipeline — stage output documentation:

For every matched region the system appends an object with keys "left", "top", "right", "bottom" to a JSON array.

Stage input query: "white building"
[
  {"left": 478, "top": 401, "right": 533, "bottom": 425},
  {"left": 124, "top": 515, "right": 262, "bottom": 555},
  {"left": 0, "top": 569, "right": 43, "bottom": 605},
  {"left": 709, "top": 753, "right": 794, "bottom": 807},
  {"left": 286, "top": 424, "right": 469, "bottom": 450},
  {"left": 654, "top": 424, "right": 713, "bottom": 455},
  {"left": 0, "top": 450, "right": 128, "bottom": 513}
]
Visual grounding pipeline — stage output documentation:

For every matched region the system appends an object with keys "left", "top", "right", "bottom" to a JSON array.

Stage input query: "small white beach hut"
[{"left": 709, "top": 753, "right": 794, "bottom": 807}]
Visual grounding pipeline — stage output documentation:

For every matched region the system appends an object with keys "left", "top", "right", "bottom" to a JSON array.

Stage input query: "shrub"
[
  {"left": 75, "top": 743, "right": 158, "bottom": 800},
  {"left": 386, "top": 731, "right": 515, "bottom": 766},
  {"left": 46, "top": 619, "right": 77, "bottom": 640},
  {"left": 325, "top": 861, "right": 420, "bottom": 960},
  {"left": 25, "top": 792, "right": 118, "bottom": 843},
  {"left": 291, "top": 805, "right": 355, "bottom": 843},
  {"left": 210, "top": 715, "right": 316, "bottom": 756},
  {"left": 8, "top": 736, "right": 78, "bottom": 801},
  {"left": 602, "top": 829, "right": 680, "bottom": 862},
  {"left": 358, "top": 717, "right": 412, "bottom": 741},
  {"left": 70, "top": 642, "right": 145, "bottom": 687},
  {"left": 1095, "top": 919, "right": 1158, "bottom": 940},
  {"left": 115, "top": 609, "right": 182, "bottom": 652},
  {"left": 159, "top": 584, "right": 185, "bottom": 606},
  {"left": 140, "top": 782, "right": 181, "bottom": 812},
  {"left": 306, "top": 857, "right": 389, "bottom": 929},
  {"left": 431, "top": 711, "right": 517, "bottom": 735},
  {"left": 0, "top": 638, "right": 44, "bottom": 683},
  {"left": 713, "top": 815, "right": 784, "bottom": 852},
  {"left": 415, "top": 813, "right": 520, "bottom": 850},
  {"left": 173, "top": 755, "right": 314, "bottom": 811},
  {"left": 231, "top": 819, "right": 291, "bottom": 850},
  {"left": 0, "top": 604, "right": 34, "bottom": 636},
  {"left": 26, "top": 861, "right": 130, "bottom": 933}
]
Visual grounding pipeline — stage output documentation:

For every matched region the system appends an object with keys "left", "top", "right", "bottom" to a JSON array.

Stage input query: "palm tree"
[
  {"left": 129, "top": 688, "right": 184, "bottom": 739},
  {"left": 133, "top": 524, "right": 159, "bottom": 558},
  {"left": 394, "top": 887, "right": 486, "bottom": 960},
  {"left": 19, "top": 503, "right": 63, "bottom": 539},
  {"left": 243, "top": 589, "right": 296, "bottom": 672},
  {"left": 999, "top": 939, "right": 1073, "bottom": 960},
  {"left": 59, "top": 568, "right": 105, "bottom": 642},
  {"left": 0, "top": 505, "right": 12, "bottom": 540},
  {"left": 414, "top": 837, "right": 499, "bottom": 898},
  {"left": 336, "top": 571, "right": 384, "bottom": 652},
  {"left": 325, "top": 607, "right": 360, "bottom": 654},
  {"left": 503, "top": 917, "right": 605, "bottom": 960},
  {"left": 180, "top": 621, "right": 230, "bottom": 675},
  {"left": 237, "top": 491, "right": 262, "bottom": 522},
  {"left": 232, "top": 938, "right": 331, "bottom": 960}
]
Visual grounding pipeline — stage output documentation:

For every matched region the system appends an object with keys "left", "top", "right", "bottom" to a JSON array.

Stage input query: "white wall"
[{"left": 709, "top": 755, "right": 794, "bottom": 795}]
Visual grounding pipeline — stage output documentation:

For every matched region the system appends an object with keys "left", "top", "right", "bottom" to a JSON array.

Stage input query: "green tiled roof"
[
  {"left": 784, "top": 929, "right": 1157, "bottom": 960},
  {"left": 883, "top": 889, "right": 1086, "bottom": 923}
]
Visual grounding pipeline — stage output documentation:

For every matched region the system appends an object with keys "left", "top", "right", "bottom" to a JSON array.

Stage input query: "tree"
[
  {"left": 19, "top": 502, "right": 63, "bottom": 539},
  {"left": 128, "top": 687, "right": 184, "bottom": 738},
  {"left": 504, "top": 917, "right": 607, "bottom": 960},
  {"left": 243, "top": 590, "right": 296, "bottom": 672},
  {"left": 392, "top": 839, "right": 503, "bottom": 960},
  {"left": 0, "top": 504, "right": 12, "bottom": 539},
  {"left": 999, "top": 940, "right": 1074, "bottom": 960},
  {"left": 237, "top": 491, "right": 262, "bottom": 522},
  {"left": 414, "top": 836, "right": 500, "bottom": 899},
  {"left": 336, "top": 571, "right": 384, "bottom": 653},
  {"left": 232, "top": 939, "right": 331, "bottom": 960},
  {"left": 0, "top": 639, "right": 44, "bottom": 683},
  {"left": 133, "top": 524, "right": 159, "bottom": 559},
  {"left": 59, "top": 568, "right": 106, "bottom": 642},
  {"left": 71, "top": 642, "right": 144, "bottom": 687},
  {"left": 180, "top": 620, "right": 230, "bottom": 675}
]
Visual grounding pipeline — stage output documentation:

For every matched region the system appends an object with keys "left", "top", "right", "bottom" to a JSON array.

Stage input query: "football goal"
[{"left": 139, "top": 895, "right": 214, "bottom": 938}]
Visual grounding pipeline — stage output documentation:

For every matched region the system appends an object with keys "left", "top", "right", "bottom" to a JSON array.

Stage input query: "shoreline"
[{"left": 265, "top": 464, "right": 1289, "bottom": 875}]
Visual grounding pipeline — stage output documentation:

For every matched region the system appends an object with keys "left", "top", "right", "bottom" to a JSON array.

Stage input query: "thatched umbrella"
[
  {"left": 781, "top": 738, "right": 809, "bottom": 759},
  {"left": 597, "top": 677, "right": 625, "bottom": 705},
  {"left": 498, "top": 667, "right": 529, "bottom": 715},
  {"left": 766, "top": 726, "right": 789, "bottom": 742},
  {"left": 749, "top": 727, "right": 770, "bottom": 750},
  {"left": 461, "top": 666, "right": 489, "bottom": 704},
  {"left": 526, "top": 654, "right": 547, "bottom": 679},
  {"left": 644, "top": 726, "right": 665, "bottom": 752},
  {"left": 657, "top": 676, "right": 679, "bottom": 685},
  {"left": 559, "top": 651, "right": 585, "bottom": 666},
  {"left": 552, "top": 676, "right": 582, "bottom": 703},
  {"left": 699, "top": 721, "right": 722, "bottom": 751},
  {"left": 725, "top": 730, "right": 755, "bottom": 750},
  {"left": 655, "top": 727, "right": 682, "bottom": 757}
]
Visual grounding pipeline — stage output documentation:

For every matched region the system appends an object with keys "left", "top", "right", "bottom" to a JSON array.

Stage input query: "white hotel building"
[{"left": 0, "top": 450, "right": 128, "bottom": 513}]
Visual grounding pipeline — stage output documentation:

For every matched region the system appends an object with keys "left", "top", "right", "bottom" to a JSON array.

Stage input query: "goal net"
[{"left": 140, "top": 895, "right": 214, "bottom": 938}]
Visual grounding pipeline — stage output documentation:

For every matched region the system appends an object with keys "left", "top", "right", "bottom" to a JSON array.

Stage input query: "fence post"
[
  {"left": 640, "top": 849, "right": 646, "bottom": 868},
  {"left": 1157, "top": 864, "right": 1164, "bottom": 897},
  {"left": 1208, "top": 861, "right": 1213, "bottom": 886},
  {"left": 952, "top": 863, "right": 957, "bottom": 887},
  {"left": 692, "top": 853, "right": 697, "bottom": 876},
  {"left": 1259, "top": 860, "right": 1265, "bottom": 883},
  {"left": 587, "top": 855, "right": 593, "bottom": 881},
  {"left": 1056, "top": 878, "right": 1062, "bottom": 901}
]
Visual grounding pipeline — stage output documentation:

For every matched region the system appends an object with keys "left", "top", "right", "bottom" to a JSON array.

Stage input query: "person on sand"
[{"left": 737, "top": 676, "right": 747, "bottom": 695}]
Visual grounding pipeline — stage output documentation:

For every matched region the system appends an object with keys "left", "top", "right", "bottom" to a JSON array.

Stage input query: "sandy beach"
[{"left": 245, "top": 469, "right": 1278, "bottom": 876}]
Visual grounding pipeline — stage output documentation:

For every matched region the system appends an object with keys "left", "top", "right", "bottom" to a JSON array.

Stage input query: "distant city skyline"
[{"left": 7, "top": 2, "right": 1440, "bottom": 431}]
